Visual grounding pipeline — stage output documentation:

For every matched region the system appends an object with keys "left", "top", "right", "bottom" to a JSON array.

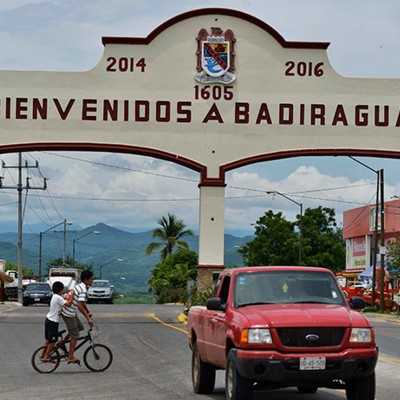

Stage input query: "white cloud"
[
  {"left": 0, "top": 0, "right": 399, "bottom": 76},
  {"left": 224, "top": 163, "right": 386, "bottom": 232}
]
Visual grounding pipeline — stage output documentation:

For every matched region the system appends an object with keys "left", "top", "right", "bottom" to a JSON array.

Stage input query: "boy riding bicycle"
[
  {"left": 42, "top": 281, "right": 74, "bottom": 362},
  {"left": 61, "top": 270, "right": 94, "bottom": 364}
]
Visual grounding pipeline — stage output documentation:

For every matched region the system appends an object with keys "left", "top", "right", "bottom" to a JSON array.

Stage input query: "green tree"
[
  {"left": 240, "top": 207, "right": 345, "bottom": 271},
  {"left": 145, "top": 213, "right": 194, "bottom": 261},
  {"left": 386, "top": 238, "right": 400, "bottom": 278},
  {"left": 301, "top": 206, "right": 345, "bottom": 271},
  {"left": 3, "top": 261, "right": 33, "bottom": 277},
  {"left": 46, "top": 256, "right": 93, "bottom": 276},
  {"left": 239, "top": 210, "right": 298, "bottom": 266},
  {"left": 148, "top": 248, "right": 198, "bottom": 304}
]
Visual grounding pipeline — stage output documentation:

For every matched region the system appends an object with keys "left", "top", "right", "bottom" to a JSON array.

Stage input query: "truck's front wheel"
[
  {"left": 191, "top": 343, "right": 216, "bottom": 394},
  {"left": 226, "top": 350, "right": 253, "bottom": 400},
  {"left": 345, "top": 372, "right": 375, "bottom": 400}
]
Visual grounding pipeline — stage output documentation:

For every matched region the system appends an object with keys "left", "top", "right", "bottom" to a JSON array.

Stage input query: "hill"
[{"left": 0, "top": 223, "right": 252, "bottom": 293}]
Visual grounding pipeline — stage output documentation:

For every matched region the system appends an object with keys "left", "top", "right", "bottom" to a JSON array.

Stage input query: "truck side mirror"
[
  {"left": 206, "top": 297, "right": 226, "bottom": 312},
  {"left": 349, "top": 296, "right": 366, "bottom": 310}
]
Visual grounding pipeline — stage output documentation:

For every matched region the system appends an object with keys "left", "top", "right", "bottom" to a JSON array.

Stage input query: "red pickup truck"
[{"left": 188, "top": 266, "right": 378, "bottom": 400}]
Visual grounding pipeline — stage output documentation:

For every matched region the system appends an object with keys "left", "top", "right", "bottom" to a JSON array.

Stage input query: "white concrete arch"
[{"left": 1, "top": 8, "right": 400, "bottom": 287}]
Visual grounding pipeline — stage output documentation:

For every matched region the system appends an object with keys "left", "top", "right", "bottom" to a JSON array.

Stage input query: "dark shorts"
[
  {"left": 61, "top": 314, "right": 84, "bottom": 340},
  {"left": 45, "top": 318, "right": 59, "bottom": 343}
]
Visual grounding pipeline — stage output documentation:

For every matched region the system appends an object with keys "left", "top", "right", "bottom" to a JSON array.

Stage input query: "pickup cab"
[{"left": 188, "top": 266, "right": 378, "bottom": 400}]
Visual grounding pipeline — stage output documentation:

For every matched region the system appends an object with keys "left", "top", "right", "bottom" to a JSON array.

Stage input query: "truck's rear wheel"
[
  {"left": 226, "top": 350, "right": 253, "bottom": 400},
  {"left": 345, "top": 372, "right": 375, "bottom": 400},
  {"left": 191, "top": 343, "right": 215, "bottom": 394}
]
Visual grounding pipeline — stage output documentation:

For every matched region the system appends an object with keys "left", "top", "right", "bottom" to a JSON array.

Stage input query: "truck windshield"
[{"left": 234, "top": 270, "right": 346, "bottom": 307}]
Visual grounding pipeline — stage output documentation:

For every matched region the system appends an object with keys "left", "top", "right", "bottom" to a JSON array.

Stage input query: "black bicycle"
[{"left": 31, "top": 325, "right": 113, "bottom": 373}]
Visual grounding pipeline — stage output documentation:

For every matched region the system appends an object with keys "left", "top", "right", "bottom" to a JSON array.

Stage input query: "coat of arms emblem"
[{"left": 195, "top": 27, "right": 236, "bottom": 84}]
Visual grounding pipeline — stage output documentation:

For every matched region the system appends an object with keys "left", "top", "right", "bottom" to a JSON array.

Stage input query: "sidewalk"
[
  {"left": 363, "top": 311, "right": 400, "bottom": 324},
  {"left": 0, "top": 300, "right": 21, "bottom": 314}
]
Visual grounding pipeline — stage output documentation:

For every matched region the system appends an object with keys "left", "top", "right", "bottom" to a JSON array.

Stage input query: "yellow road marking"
[
  {"left": 379, "top": 354, "right": 400, "bottom": 363},
  {"left": 95, "top": 312, "right": 155, "bottom": 318},
  {"left": 152, "top": 315, "right": 188, "bottom": 335}
]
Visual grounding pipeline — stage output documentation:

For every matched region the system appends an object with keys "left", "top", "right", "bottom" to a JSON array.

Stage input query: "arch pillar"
[{"left": 197, "top": 183, "right": 226, "bottom": 290}]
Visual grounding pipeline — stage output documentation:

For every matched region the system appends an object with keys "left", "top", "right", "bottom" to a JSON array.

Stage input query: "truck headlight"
[
  {"left": 241, "top": 328, "right": 273, "bottom": 344},
  {"left": 350, "top": 328, "right": 373, "bottom": 343}
]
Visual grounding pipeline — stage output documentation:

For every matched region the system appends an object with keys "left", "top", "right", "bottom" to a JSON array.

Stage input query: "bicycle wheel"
[
  {"left": 83, "top": 344, "right": 113, "bottom": 372},
  {"left": 31, "top": 345, "right": 61, "bottom": 373}
]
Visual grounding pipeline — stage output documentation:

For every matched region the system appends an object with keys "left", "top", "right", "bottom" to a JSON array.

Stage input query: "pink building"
[{"left": 342, "top": 200, "right": 400, "bottom": 279}]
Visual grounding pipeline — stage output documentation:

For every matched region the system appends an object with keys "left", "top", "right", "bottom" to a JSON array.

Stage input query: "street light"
[
  {"left": 38, "top": 219, "right": 72, "bottom": 280},
  {"left": 72, "top": 230, "right": 100, "bottom": 262},
  {"left": 99, "top": 258, "right": 123, "bottom": 280},
  {"left": 348, "top": 156, "right": 383, "bottom": 309},
  {"left": 266, "top": 191, "right": 303, "bottom": 266}
]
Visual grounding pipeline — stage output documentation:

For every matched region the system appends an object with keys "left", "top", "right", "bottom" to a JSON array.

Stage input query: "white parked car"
[{"left": 87, "top": 280, "right": 114, "bottom": 304}]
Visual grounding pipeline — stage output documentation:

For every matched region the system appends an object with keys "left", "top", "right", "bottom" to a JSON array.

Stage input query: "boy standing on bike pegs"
[
  {"left": 41, "top": 281, "right": 74, "bottom": 362},
  {"left": 61, "top": 270, "right": 94, "bottom": 364}
]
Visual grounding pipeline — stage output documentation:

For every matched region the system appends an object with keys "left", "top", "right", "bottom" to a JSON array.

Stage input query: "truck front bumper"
[{"left": 231, "top": 348, "right": 378, "bottom": 383}]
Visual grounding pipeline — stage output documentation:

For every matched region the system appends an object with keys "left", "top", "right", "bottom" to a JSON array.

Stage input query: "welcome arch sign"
[{"left": 1, "top": 8, "right": 399, "bottom": 287}]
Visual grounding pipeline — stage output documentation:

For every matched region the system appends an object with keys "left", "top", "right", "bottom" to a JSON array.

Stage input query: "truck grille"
[{"left": 277, "top": 327, "right": 346, "bottom": 347}]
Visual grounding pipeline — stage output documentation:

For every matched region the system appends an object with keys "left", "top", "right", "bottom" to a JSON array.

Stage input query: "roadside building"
[{"left": 342, "top": 199, "right": 400, "bottom": 283}]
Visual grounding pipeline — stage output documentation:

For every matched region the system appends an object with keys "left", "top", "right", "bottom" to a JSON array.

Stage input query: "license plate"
[
  {"left": 34, "top": 298, "right": 40, "bottom": 302},
  {"left": 299, "top": 357, "right": 326, "bottom": 370}
]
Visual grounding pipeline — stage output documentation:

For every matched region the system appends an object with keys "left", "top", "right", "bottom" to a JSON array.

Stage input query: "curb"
[
  {"left": 178, "top": 312, "right": 188, "bottom": 325},
  {"left": 363, "top": 312, "right": 400, "bottom": 324}
]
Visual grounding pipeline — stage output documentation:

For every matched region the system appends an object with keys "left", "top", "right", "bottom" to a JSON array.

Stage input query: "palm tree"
[{"left": 146, "top": 213, "right": 194, "bottom": 261}]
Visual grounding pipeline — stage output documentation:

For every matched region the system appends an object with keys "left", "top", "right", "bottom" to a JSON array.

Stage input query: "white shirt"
[
  {"left": 61, "top": 282, "right": 87, "bottom": 317},
  {"left": 46, "top": 293, "right": 66, "bottom": 323}
]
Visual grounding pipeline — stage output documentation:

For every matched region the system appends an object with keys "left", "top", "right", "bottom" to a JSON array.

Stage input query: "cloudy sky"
[{"left": 0, "top": 0, "right": 400, "bottom": 236}]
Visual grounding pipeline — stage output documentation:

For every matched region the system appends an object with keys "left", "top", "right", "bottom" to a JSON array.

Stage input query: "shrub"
[{"left": 188, "top": 285, "right": 213, "bottom": 309}]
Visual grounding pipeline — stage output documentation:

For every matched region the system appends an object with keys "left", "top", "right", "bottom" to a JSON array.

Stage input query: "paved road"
[{"left": 0, "top": 303, "right": 399, "bottom": 400}]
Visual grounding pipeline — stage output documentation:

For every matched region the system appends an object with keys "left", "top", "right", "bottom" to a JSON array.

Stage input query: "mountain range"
[{"left": 0, "top": 223, "right": 251, "bottom": 293}]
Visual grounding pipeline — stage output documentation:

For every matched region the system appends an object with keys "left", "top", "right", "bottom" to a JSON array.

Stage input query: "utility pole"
[
  {"left": 0, "top": 153, "right": 47, "bottom": 303},
  {"left": 53, "top": 220, "right": 74, "bottom": 265},
  {"left": 379, "top": 169, "right": 385, "bottom": 312},
  {"left": 63, "top": 219, "right": 68, "bottom": 264},
  {"left": 348, "top": 157, "right": 380, "bottom": 305},
  {"left": 39, "top": 220, "right": 73, "bottom": 279},
  {"left": 372, "top": 174, "right": 379, "bottom": 305}
]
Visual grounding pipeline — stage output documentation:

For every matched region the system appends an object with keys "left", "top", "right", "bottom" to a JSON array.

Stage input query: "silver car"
[{"left": 87, "top": 280, "right": 114, "bottom": 304}]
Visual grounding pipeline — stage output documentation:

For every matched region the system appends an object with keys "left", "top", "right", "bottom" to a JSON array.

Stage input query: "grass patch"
[{"left": 114, "top": 293, "right": 155, "bottom": 304}]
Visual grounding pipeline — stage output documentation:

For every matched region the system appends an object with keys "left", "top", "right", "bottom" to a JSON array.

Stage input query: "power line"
[
  {"left": 41, "top": 151, "right": 199, "bottom": 182},
  {"left": 228, "top": 182, "right": 374, "bottom": 194},
  {"left": 34, "top": 152, "right": 378, "bottom": 207},
  {"left": 0, "top": 153, "right": 47, "bottom": 303},
  {"left": 25, "top": 153, "right": 65, "bottom": 222},
  {"left": 1, "top": 152, "right": 383, "bottom": 233},
  {"left": 0, "top": 189, "right": 374, "bottom": 206}
]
